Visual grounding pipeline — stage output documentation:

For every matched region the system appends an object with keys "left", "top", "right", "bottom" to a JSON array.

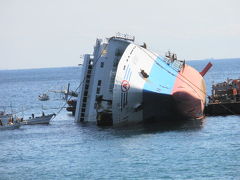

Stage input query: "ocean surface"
[{"left": 0, "top": 59, "right": 240, "bottom": 180}]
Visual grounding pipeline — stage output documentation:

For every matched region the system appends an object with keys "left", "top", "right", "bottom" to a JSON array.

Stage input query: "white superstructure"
[{"left": 75, "top": 35, "right": 134, "bottom": 125}]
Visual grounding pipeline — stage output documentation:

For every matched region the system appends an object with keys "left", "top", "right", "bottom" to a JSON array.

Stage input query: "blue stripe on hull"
[
  {"left": 143, "top": 57, "right": 178, "bottom": 94},
  {"left": 142, "top": 57, "right": 187, "bottom": 122}
]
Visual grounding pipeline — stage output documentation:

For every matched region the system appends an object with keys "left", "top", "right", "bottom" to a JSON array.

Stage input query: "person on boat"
[
  {"left": 32, "top": 114, "right": 34, "bottom": 118},
  {"left": 42, "top": 112, "right": 45, "bottom": 116},
  {"left": 8, "top": 117, "right": 13, "bottom": 125}
]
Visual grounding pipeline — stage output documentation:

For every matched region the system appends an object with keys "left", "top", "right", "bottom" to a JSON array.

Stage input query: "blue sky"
[{"left": 0, "top": 0, "right": 239, "bottom": 69}]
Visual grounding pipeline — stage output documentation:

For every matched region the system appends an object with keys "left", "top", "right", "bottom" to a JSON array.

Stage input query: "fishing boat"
[
  {"left": 38, "top": 93, "right": 49, "bottom": 101},
  {"left": 75, "top": 34, "right": 212, "bottom": 126},
  {"left": 21, "top": 113, "right": 55, "bottom": 125},
  {"left": 0, "top": 114, "right": 21, "bottom": 130}
]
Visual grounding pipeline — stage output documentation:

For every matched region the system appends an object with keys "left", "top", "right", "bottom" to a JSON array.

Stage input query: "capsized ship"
[{"left": 75, "top": 34, "right": 212, "bottom": 126}]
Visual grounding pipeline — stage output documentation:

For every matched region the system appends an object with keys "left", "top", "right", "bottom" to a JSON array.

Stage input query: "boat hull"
[
  {"left": 112, "top": 44, "right": 206, "bottom": 125},
  {"left": 0, "top": 123, "right": 21, "bottom": 130},
  {"left": 142, "top": 90, "right": 181, "bottom": 122},
  {"left": 21, "top": 114, "right": 54, "bottom": 125},
  {"left": 172, "top": 64, "right": 206, "bottom": 119}
]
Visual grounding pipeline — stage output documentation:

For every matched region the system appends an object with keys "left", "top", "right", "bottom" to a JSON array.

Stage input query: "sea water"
[{"left": 0, "top": 59, "right": 239, "bottom": 179}]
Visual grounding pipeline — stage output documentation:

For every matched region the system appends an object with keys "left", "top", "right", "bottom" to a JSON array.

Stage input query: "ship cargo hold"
[{"left": 75, "top": 34, "right": 211, "bottom": 126}]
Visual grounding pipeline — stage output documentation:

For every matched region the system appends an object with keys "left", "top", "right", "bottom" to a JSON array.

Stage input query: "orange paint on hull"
[{"left": 172, "top": 65, "right": 206, "bottom": 119}]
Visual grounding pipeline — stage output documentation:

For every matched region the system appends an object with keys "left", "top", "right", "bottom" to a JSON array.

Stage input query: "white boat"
[
  {"left": 0, "top": 114, "right": 21, "bottom": 130},
  {"left": 75, "top": 34, "right": 211, "bottom": 126},
  {"left": 38, "top": 93, "right": 49, "bottom": 101},
  {"left": 21, "top": 113, "right": 55, "bottom": 125}
]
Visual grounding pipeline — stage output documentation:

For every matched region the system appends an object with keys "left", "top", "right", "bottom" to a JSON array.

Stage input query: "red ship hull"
[{"left": 172, "top": 64, "right": 206, "bottom": 119}]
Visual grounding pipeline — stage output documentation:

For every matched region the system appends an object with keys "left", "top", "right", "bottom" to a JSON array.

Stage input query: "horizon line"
[{"left": 0, "top": 57, "right": 239, "bottom": 71}]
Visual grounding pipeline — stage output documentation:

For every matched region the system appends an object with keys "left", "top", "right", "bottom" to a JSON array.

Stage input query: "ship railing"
[
  {"left": 172, "top": 60, "right": 184, "bottom": 72},
  {"left": 162, "top": 57, "right": 184, "bottom": 72},
  {"left": 115, "top": 32, "right": 135, "bottom": 42}
]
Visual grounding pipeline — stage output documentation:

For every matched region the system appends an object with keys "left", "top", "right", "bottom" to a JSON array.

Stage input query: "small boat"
[
  {"left": 21, "top": 113, "right": 55, "bottom": 125},
  {"left": 0, "top": 115, "right": 21, "bottom": 130},
  {"left": 38, "top": 93, "right": 49, "bottom": 101},
  {"left": 0, "top": 122, "right": 21, "bottom": 130}
]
